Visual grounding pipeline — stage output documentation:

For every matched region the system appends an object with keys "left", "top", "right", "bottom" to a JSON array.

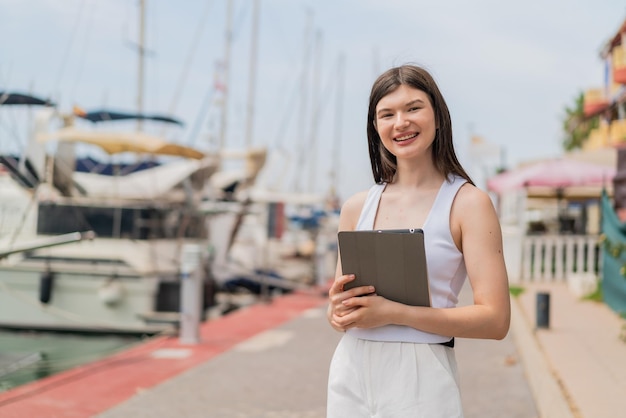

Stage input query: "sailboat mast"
[
  {"left": 137, "top": 0, "right": 146, "bottom": 131},
  {"left": 292, "top": 10, "right": 313, "bottom": 193},
  {"left": 219, "top": 0, "right": 234, "bottom": 151},
  {"left": 330, "top": 53, "right": 345, "bottom": 199},
  {"left": 245, "top": 0, "right": 260, "bottom": 148},
  {"left": 307, "top": 30, "right": 323, "bottom": 194}
]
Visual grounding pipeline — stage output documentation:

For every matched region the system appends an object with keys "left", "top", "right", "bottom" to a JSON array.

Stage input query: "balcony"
[
  {"left": 585, "top": 121, "right": 610, "bottom": 149},
  {"left": 612, "top": 44, "right": 626, "bottom": 84},
  {"left": 610, "top": 119, "right": 626, "bottom": 146},
  {"left": 583, "top": 88, "right": 609, "bottom": 117}
]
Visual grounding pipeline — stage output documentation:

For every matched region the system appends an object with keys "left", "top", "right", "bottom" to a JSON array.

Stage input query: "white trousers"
[{"left": 327, "top": 334, "right": 463, "bottom": 418}]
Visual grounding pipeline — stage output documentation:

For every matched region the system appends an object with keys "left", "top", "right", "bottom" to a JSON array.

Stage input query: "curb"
[{"left": 510, "top": 295, "right": 577, "bottom": 418}]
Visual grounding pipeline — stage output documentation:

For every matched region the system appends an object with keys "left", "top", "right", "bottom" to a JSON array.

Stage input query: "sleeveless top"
[{"left": 346, "top": 175, "right": 468, "bottom": 343}]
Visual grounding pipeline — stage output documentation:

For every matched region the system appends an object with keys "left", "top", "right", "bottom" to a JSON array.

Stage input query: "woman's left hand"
[{"left": 335, "top": 294, "right": 397, "bottom": 329}]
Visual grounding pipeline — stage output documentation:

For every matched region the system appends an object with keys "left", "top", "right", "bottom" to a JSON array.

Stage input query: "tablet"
[{"left": 337, "top": 228, "right": 430, "bottom": 307}]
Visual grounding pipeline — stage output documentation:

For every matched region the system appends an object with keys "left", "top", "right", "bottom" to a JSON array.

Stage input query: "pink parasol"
[{"left": 487, "top": 158, "right": 616, "bottom": 194}]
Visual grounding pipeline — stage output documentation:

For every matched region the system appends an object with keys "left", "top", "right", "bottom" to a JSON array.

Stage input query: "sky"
[{"left": 1, "top": 0, "right": 625, "bottom": 201}]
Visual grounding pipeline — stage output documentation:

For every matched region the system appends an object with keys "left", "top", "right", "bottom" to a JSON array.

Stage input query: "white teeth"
[{"left": 396, "top": 133, "right": 417, "bottom": 141}]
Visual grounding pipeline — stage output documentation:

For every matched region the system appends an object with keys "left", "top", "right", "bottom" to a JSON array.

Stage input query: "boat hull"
[{"left": 0, "top": 267, "right": 167, "bottom": 334}]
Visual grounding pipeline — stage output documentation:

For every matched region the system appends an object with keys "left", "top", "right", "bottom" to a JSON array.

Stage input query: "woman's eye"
[{"left": 409, "top": 107, "right": 420, "bottom": 112}]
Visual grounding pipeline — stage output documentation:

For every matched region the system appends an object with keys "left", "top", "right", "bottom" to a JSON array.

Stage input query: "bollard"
[
  {"left": 180, "top": 244, "right": 203, "bottom": 345},
  {"left": 536, "top": 292, "right": 550, "bottom": 329}
]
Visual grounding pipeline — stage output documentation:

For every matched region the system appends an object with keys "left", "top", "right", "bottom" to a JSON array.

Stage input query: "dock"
[{"left": 0, "top": 281, "right": 624, "bottom": 417}]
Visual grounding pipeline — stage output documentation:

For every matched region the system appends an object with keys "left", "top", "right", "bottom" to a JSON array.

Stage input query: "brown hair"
[{"left": 367, "top": 64, "right": 474, "bottom": 185}]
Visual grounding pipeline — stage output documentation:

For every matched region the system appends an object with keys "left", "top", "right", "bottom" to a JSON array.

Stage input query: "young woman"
[{"left": 326, "top": 64, "right": 510, "bottom": 417}]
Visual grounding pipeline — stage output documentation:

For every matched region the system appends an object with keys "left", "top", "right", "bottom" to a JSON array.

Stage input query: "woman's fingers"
[
  {"left": 333, "top": 311, "right": 358, "bottom": 330},
  {"left": 331, "top": 313, "right": 351, "bottom": 330},
  {"left": 328, "top": 275, "right": 376, "bottom": 331},
  {"left": 334, "top": 305, "right": 357, "bottom": 317},
  {"left": 328, "top": 274, "right": 355, "bottom": 296}
]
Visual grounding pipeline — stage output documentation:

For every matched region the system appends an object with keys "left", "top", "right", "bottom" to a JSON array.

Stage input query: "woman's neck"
[{"left": 391, "top": 160, "right": 443, "bottom": 189}]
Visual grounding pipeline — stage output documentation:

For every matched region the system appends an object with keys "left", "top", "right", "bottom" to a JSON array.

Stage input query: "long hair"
[{"left": 366, "top": 64, "right": 474, "bottom": 185}]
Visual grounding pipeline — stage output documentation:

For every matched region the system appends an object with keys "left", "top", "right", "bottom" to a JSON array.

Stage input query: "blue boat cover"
[
  {"left": 77, "top": 109, "right": 183, "bottom": 126},
  {"left": 0, "top": 92, "right": 54, "bottom": 106}
]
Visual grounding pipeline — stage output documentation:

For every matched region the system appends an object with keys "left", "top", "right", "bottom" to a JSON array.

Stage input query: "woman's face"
[{"left": 374, "top": 84, "right": 437, "bottom": 160}]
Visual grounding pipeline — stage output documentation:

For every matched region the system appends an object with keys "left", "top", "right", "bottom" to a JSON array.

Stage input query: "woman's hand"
[
  {"left": 328, "top": 275, "right": 399, "bottom": 331},
  {"left": 327, "top": 274, "right": 375, "bottom": 332},
  {"left": 337, "top": 293, "right": 398, "bottom": 329}
]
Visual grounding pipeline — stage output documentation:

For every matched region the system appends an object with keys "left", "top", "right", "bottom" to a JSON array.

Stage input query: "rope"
[
  {"left": 69, "top": 1, "right": 97, "bottom": 103},
  {"left": 166, "top": 0, "right": 215, "bottom": 122},
  {"left": 53, "top": 0, "right": 86, "bottom": 94}
]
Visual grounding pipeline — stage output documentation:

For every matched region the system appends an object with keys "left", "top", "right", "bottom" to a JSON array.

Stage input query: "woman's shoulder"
[
  {"left": 454, "top": 182, "right": 496, "bottom": 214},
  {"left": 341, "top": 189, "right": 370, "bottom": 214},
  {"left": 456, "top": 181, "right": 489, "bottom": 199},
  {"left": 338, "top": 188, "right": 372, "bottom": 229}
]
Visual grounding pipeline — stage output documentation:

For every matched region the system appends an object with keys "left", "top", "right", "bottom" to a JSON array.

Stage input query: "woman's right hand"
[{"left": 327, "top": 274, "right": 375, "bottom": 332}]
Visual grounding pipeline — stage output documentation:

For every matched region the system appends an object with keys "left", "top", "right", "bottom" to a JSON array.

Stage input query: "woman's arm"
[
  {"left": 335, "top": 185, "right": 511, "bottom": 340},
  {"left": 326, "top": 191, "right": 377, "bottom": 332}
]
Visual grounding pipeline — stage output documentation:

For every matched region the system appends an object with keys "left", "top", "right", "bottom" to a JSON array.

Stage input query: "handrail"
[{"left": 0, "top": 231, "right": 95, "bottom": 260}]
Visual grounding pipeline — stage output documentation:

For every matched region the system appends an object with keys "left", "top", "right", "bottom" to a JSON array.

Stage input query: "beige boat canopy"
[{"left": 38, "top": 127, "right": 204, "bottom": 159}]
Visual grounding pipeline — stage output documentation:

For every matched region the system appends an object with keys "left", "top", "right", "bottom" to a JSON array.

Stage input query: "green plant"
[
  {"left": 509, "top": 285, "right": 525, "bottom": 298},
  {"left": 561, "top": 91, "right": 600, "bottom": 151},
  {"left": 582, "top": 281, "right": 603, "bottom": 302}
]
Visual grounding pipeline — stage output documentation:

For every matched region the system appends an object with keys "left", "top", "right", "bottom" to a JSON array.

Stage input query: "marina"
[
  {"left": 0, "top": 0, "right": 344, "bottom": 396},
  {"left": 1, "top": 1, "right": 626, "bottom": 416},
  {"left": 0, "top": 0, "right": 339, "bottom": 337}
]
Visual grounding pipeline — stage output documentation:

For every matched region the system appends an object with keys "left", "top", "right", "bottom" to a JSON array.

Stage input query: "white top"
[{"left": 346, "top": 175, "right": 468, "bottom": 343}]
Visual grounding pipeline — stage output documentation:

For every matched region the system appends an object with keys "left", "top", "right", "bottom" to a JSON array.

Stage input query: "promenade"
[{"left": 0, "top": 280, "right": 624, "bottom": 417}]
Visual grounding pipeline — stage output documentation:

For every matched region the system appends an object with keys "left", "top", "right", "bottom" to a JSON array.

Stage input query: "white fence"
[{"left": 521, "top": 235, "right": 601, "bottom": 282}]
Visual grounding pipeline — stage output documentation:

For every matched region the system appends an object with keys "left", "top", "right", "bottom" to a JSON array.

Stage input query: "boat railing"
[{"left": 0, "top": 231, "right": 95, "bottom": 260}]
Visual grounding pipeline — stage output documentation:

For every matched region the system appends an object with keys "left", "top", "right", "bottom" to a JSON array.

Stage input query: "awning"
[
  {"left": 487, "top": 158, "right": 615, "bottom": 194},
  {"left": 37, "top": 128, "right": 204, "bottom": 159}
]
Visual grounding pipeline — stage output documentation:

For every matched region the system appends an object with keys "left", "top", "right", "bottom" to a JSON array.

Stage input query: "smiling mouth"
[{"left": 395, "top": 133, "right": 418, "bottom": 142}]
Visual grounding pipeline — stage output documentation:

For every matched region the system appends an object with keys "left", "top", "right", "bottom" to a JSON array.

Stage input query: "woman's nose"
[{"left": 394, "top": 114, "right": 409, "bottom": 128}]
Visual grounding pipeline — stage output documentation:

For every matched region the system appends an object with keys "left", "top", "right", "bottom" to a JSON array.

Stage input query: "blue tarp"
[
  {"left": 77, "top": 109, "right": 183, "bottom": 126},
  {"left": 0, "top": 91, "right": 54, "bottom": 106},
  {"left": 600, "top": 190, "right": 626, "bottom": 314}
]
